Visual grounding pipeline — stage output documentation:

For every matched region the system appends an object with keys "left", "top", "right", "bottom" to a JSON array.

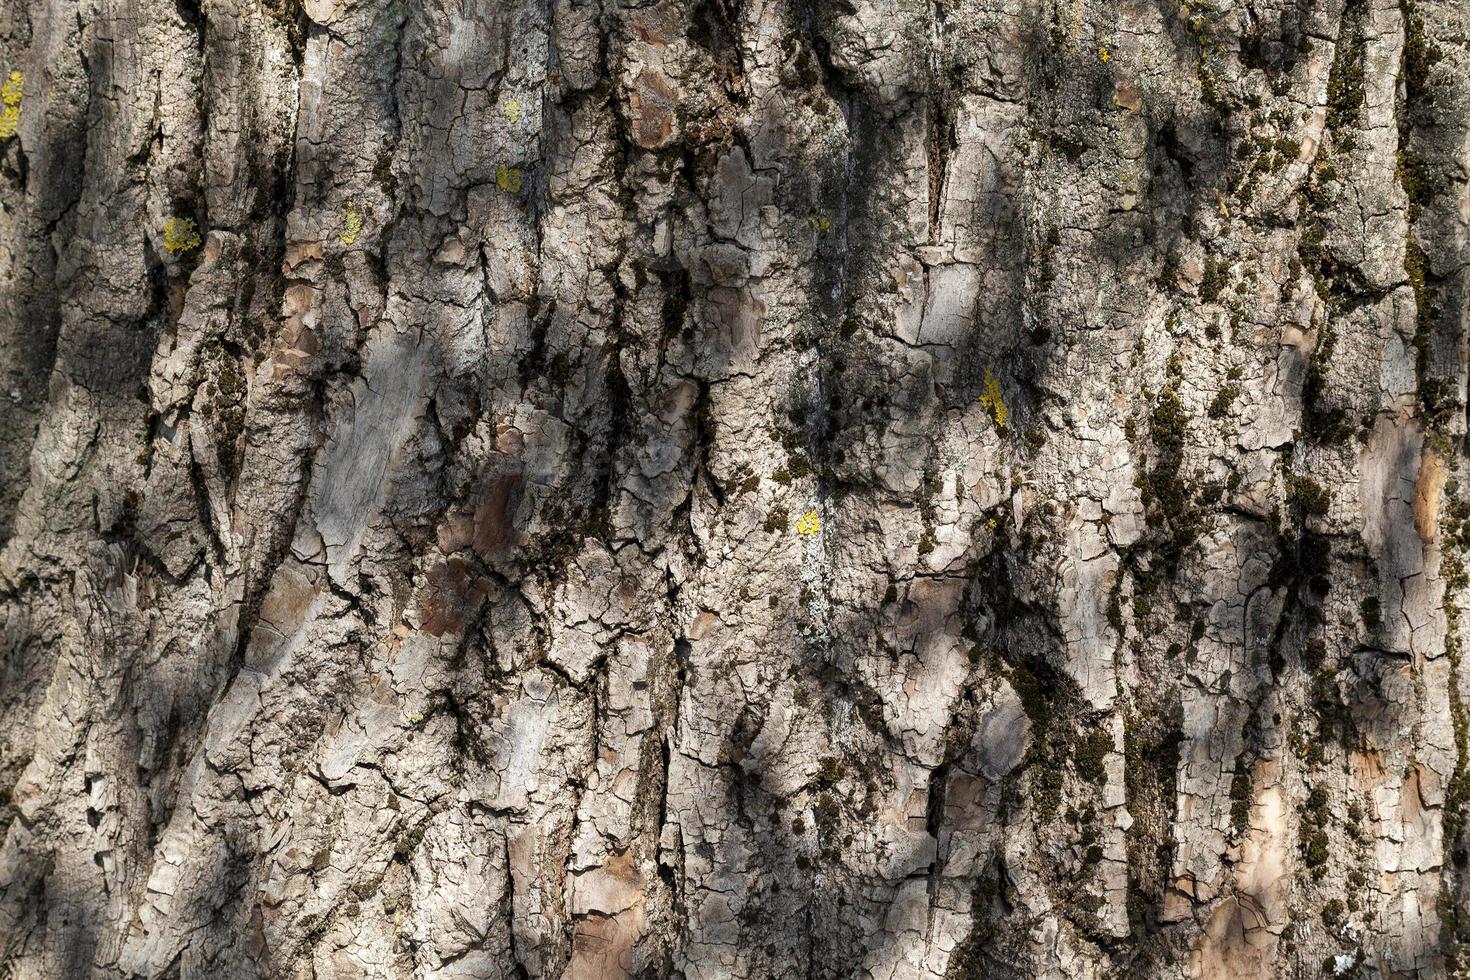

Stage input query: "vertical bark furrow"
[{"left": 1, "top": 0, "right": 1468, "bottom": 977}]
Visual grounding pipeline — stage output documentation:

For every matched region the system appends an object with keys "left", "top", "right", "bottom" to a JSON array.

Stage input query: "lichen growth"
[
  {"left": 0, "top": 71, "right": 22, "bottom": 139},
  {"left": 162, "top": 216, "right": 202, "bottom": 255},
  {"left": 795, "top": 510, "right": 821, "bottom": 536},
  {"left": 502, "top": 97, "right": 522, "bottom": 124},
  {"left": 979, "top": 369, "right": 1008, "bottom": 429},
  {"left": 339, "top": 201, "right": 363, "bottom": 245},
  {"left": 496, "top": 165, "right": 523, "bottom": 193}
]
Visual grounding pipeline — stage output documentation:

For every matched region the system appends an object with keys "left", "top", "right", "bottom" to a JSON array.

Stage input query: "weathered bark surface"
[{"left": 1, "top": 0, "right": 1469, "bottom": 976}]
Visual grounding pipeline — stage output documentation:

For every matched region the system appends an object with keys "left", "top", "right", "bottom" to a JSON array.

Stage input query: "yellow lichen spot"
[
  {"left": 496, "top": 165, "right": 523, "bottom": 194},
  {"left": 1097, "top": 46, "right": 1111, "bottom": 63},
  {"left": 795, "top": 510, "right": 821, "bottom": 537},
  {"left": 979, "top": 369, "right": 1008, "bottom": 430},
  {"left": 809, "top": 212, "right": 831, "bottom": 232},
  {"left": 339, "top": 201, "right": 362, "bottom": 245},
  {"left": 162, "top": 216, "right": 201, "bottom": 255},
  {"left": 0, "top": 71, "right": 23, "bottom": 139},
  {"left": 502, "top": 98, "right": 522, "bottom": 124},
  {"left": 1217, "top": 193, "right": 1231, "bottom": 218}
]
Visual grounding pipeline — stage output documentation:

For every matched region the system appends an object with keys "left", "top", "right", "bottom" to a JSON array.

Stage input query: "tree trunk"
[{"left": 1, "top": 0, "right": 1468, "bottom": 976}]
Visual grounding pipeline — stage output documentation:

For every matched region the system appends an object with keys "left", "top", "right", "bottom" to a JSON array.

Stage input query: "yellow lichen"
[
  {"left": 339, "top": 201, "right": 362, "bottom": 245},
  {"left": 162, "top": 216, "right": 201, "bottom": 255},
  {"left": 1216, "top": 193, "right": 1231, "bottom": 218},
  {"left": 979, "top": 369, "right": 1008, "bottom": 429},
  {"left": 809, "top": 212, "right": 831, "bottom": 232},
  {"left": 496, "top": 165, "right": 523, "bottom": 194},
  {"left": 502, "top": 98, "right": 522, "bottom": 124},
  {"left": 795, "top": 510, "right": 822, "bottom": 536},
  {"left": 1097, "top": 46, "right": 1111, "bottom": 62},
  {"left": 0, "top": 71, "right": 23, "bottom": 139}
]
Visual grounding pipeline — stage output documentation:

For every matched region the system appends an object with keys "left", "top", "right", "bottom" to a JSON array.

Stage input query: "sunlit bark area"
[{"left": 1, "top": 0, "right": 1469, "bottom": 976}]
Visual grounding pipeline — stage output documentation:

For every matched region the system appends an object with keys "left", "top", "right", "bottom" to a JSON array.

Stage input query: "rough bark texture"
[{"left": 1, "top": 0, "right": 1469, "bottom": 976}]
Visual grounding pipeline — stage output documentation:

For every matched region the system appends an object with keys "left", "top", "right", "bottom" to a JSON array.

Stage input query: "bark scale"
[{"left": 1, "top": 0, "right": 1469, "bottom": 977}]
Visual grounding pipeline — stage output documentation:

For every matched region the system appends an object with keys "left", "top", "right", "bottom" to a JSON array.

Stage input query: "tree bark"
[{"left": 1, "top": 0, "right": 1468, "bottom": 976}]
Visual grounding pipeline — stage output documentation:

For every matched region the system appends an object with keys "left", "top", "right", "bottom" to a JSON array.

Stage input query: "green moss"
[
  {"left": 1011, "top": 661, "right": 1068, "bottom": 818},
  {"left": 1321, "top": 898, "right": 1345, "bottom": 930},
  {"left": 1229, "top": 765, "right": 1252, "bottom": 832},
  {"left": 1011, "top": 663, "right": 1052, "bottom": 732},
  {"left": 1302, "top": 323, "right": 1351, "bottom": 443},
  {"left": 1076, "top": 731, "right": 1114, "bottom": 785},
  {"left": 763, "top": 505, "right": 789, "bottom": 534},
  {"left": 1196, "top": 60, "right": 1227, "bottom": 113},
  {"left": 1404, "top": 237, "right": 1437, "bottom": 411},
  {"left": 1289, "top": 477, "right": 1333, "bottom": 519},
  {"left": 1199, "top": 257, "right": 1230, "bottom": 302},
  {"left": 1402, "top": 0, "right": 1443, "bottom": 97},
  {"left": 1207, "top": 383, "right": 1241, "bottom": 419},
  {"left": 1031, "top": 758, "right": 1063, "bottom": 820},
  {"left": 1397, "top": 149, "right": 1433, "bottom": 212},
  {"left": 1120, "top": 692, "right": 1185, "bottom": 931},
  {"left": 1299, "top": 786, "right": 1332, "bottom": 879},
  {"left": 1324, "top": 3, "right": 1366, "bottom": 139},
  {"left": 1157, "top": 251, "right": 1180, "bottom": 291},
  {"left": 1144, "top": 386, "right": 1192, "bottom": 521},
  {"left": 815, "top": 792, "right": 841, "bottom": 833}
]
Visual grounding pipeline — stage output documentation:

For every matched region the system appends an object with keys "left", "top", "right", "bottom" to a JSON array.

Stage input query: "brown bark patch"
[
  {"left": 1113, "top": 79, "right": 1142, "bottom": 111},
  {"left": 631, "top": 15, "right": 672, "bottom": 46},
  {"left": 420, "top": 557, "right": 491, "bottom": 636},
  {"left": 1413, "top": 448, "right": 1446, "bottom": 542},
  {"left": 273, "top": 284, "right": 321, "bottom": 375},
  {"left": 1192, "top": 894, "right": 1276, "bottom": 979},
  {"left": 256, "top": 559, "right": 320, "bottom": 634},
  {"left": 438, "top": 472, "right": 525, "bottom": 560},
  {"left": 629, "top": 69, "right": 676, "bottom": 149},
  {"left": 471, "top": 473, "right": 523, "bottom": 557},
  {"left": 689, "top": 609, "right": 719, "bottom": 640},
  {"left": 566, "top": 851, "right": 647, "bottom": 980}
]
